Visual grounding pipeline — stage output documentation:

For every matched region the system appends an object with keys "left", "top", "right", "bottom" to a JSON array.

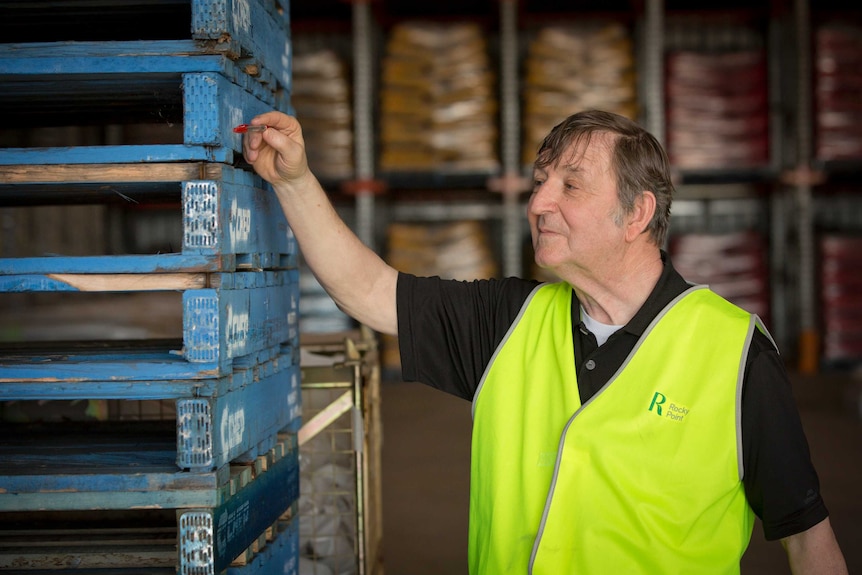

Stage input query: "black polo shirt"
[{"left": 397, "top": 253, "right": 829, "bottom": 541}]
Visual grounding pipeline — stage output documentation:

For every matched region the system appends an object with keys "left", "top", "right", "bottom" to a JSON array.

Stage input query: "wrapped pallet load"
[
  {"left": 381, "top": 220, "right": 499, "bottom": 372},
  {"left": 292, "top": 46, "right": 357, "bottom": 333},
  {"left": 819, "top": 234, "right": 862, "bottom": 365},
  {"left": 665, "top": 48, "right": 769, "bottom": 170},
  {"left": 669, "top": 230, "right": 770, "bottom": 327},
  {"left": 379, "top": 21, "right": 499, "bottom": 173},
  {"left": 522, "top": 22, "right": 638, "bottom": 167},
  {"left": 815, "top": 23, "right": 862, "bottom": 162},
  {"left": 292, "top": 47, "right": 354, "bottom": 181}
]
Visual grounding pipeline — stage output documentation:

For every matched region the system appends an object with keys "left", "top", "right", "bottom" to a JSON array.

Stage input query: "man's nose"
[{"left": 529, "top": 182, "right": 555, "bottom": 213}]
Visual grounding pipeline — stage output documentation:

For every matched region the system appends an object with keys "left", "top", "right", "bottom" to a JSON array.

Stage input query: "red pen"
[{"left": 233, "top": 123, "right": 268, "bottom": 133}]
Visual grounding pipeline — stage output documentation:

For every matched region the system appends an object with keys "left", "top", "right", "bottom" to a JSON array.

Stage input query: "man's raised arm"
[{"left": 242, "top": 111, "right": 398, "bottom": 335}]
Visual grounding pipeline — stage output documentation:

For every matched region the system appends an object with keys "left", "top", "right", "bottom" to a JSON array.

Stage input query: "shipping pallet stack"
[{"left": 0, "top": 1, "right": 303, "bottom": 573}]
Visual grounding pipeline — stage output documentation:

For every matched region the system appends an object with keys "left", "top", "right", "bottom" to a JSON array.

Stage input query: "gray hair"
[{"left": 534, "top": 110, "right": 674, "bottom": 247}]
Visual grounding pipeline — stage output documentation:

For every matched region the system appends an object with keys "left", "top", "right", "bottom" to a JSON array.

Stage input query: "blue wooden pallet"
[
  {"left": 0, "top": 347, "right": 301, "bottom": 470},
  {"left": 0, "top": 165, "right": 297, "bottom": 273},
  {"left": 0, "top": 67, "right": 291, "bottom": 165},
  {"left": 0, "top": 432, "right": 300, "bottom": 573},
  {"left": 0, "top": 270, "right": 300, "bottom": 382},
  {"left": 0, "top": 40, "right": 286, "bottom": 106},
  {"left": 0, "top": 425, "right": 300, "bottom": 509},
  {"left": 0, "top": 510, "right": 299, "bottom": 574},
  {"left": 0, "top": 0, "right": 291, "bottom": 90}
]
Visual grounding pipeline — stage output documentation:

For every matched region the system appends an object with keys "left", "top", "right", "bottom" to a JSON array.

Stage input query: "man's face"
[{"left": 528, "top": 133, "right": 626, "bottom": 280}]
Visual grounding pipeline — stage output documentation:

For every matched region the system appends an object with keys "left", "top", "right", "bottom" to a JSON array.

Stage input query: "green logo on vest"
[
  {"left": 649, "top": 391, "right": 689, "bottom": 422},
  {"left": 649, "top": 392, "right": 666, "bottom": 415}
]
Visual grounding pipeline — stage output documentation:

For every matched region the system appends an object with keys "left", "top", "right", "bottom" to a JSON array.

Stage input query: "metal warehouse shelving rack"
[
  {"left": 292, "top": 0, "right": 862, "bottom": 370},
  {"left": 0, "top": 0, "right": 303, "bottom": 572}
]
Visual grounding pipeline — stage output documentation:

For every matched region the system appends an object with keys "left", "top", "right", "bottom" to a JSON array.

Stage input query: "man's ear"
[{"left": 626, "top": 191, "right": 656, "bottom": 242}]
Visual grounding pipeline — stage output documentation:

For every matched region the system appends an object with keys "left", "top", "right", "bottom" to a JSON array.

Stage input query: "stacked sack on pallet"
[
  {"left": 292, "top": 46, "right": 354, "bottom": 181},
  {"left": 381, "top": 220, "right": 499, "bottom": 372},
  {"left": 379, "top": 21, "right": 499, "bottom": 173},
  {"left": 291, "top": 43, "right": 357, "bottom": 335},
  {"left": 665, "top": 48, "right": 769, "bottom": 169},
  {"left": 669, "top": 230, "right": 770, "bottom": 327},
  {"left": 522, "top": 22, "right": 638, "bottom": 166},
  {"left": 815, "top": 23, "right": 862, "bottom": 162},
  {"left": 819, "top": 234, "right": 862, "bottom": 366}
]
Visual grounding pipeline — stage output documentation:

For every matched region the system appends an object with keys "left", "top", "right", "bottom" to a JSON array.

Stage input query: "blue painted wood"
[
  {"left": 0, "top": 270, "right": 300, "bottom": 384},
  {"left": 177, "top": 359, "right": 301, "bottom": 470},
  {"left": 1, "top": 0, "right": 291, "bottom": 92},
  {"left": 0, "top": 70, "right": 291, "bottom": 165},
  {"left": 183, "top": 271, "right": 299, "bottom": 365},
  {"left": 209, "top": 438, "right": 299, "bottom": 572},
  {"left": 182, "top": 169, "right": 297, "bottom": 263},
  {"left": 0, "top": 429, "right": 299, "bottom": 514},
  {"left": 0, "top": 40, "right": 281, "bottom": 101},
  {"left": 0, "top": 337, "right": 295, "bottom": 394},
  {"left": 190, "top": 0, "right": 292, "bottom": 90},
  {"left": 0, "top": 341, "right": 292, "bottom": 400},
  {"left": 0, "top": 144, "right": 232, "bottom": 165},
  {"left": 0, "top": 166, "right": 297, "bottom": 275},
  {"left": 226, "top": 513, "right": 299, "bottom": 575},
  {"left": 0, "top": 254, "right": 225, "bottom": 276}
]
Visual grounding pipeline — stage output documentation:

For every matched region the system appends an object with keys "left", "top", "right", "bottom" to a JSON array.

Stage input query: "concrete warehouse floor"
[{"left": 379, "top": 371, "right": 862, "bottom": 574}]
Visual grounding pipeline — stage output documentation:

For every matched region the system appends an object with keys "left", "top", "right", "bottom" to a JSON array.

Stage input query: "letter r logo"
[{"left": 649, "top": 392, "right": 667, "bottom": 416}]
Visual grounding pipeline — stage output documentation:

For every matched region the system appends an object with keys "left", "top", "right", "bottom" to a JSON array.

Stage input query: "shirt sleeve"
[
  {"left": 742, "top": 331, "right": 830, "bottom": 540},
  {"left": 397, "top": 273, "right": 537, "bottom": 401}
]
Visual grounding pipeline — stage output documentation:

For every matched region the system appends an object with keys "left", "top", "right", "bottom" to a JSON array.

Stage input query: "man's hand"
[
  {"left": 237, "top": 110, "right": 399, "bottom": 335},
  {"left": 242, "top": 112, "right": 311, "bottom": 189}
]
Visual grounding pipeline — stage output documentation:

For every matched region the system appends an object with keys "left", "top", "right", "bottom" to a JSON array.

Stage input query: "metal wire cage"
[{"left": 298, "top": 328, "right": 384, "bottom": 575}]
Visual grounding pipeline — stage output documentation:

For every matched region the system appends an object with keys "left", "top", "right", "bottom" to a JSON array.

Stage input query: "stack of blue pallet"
[{"left": 0, "top": 1, "right": 302, "bottom": 573}]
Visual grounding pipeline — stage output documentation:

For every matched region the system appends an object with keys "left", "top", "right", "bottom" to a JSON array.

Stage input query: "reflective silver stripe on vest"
[{"left": 471, "top": 282, "right": 547, "bottom": 420}]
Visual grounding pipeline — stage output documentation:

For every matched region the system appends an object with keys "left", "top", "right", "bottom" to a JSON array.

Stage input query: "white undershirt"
[{"left": 580, "top": 305, "right": 624, "bottom": 347}]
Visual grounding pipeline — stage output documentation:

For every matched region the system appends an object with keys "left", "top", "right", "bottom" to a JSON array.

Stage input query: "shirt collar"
[{"left": 572, "top": 250, "right": 690, "bottom": 339}]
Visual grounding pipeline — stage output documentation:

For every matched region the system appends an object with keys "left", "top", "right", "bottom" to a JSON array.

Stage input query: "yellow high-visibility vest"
[{"left": 469, "top": 282, "right": 760, "bottom": 574}]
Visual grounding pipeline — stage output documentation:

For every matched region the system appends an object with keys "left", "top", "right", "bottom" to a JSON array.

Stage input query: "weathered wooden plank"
[
  {"left": 0, "top": 253, "right": 228, "bottom": 275},
  {"left": 0, "top": 162, "right": 222, "bottom": 185},
  {"left": 0, "top": 544, "right": 176, "bottom": 569},
  {"left": 0, "top": 273, "right": 208, "bottom": 292},
  {"left": 0, "top": 144, "right": 228, "bottom": 165}
]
